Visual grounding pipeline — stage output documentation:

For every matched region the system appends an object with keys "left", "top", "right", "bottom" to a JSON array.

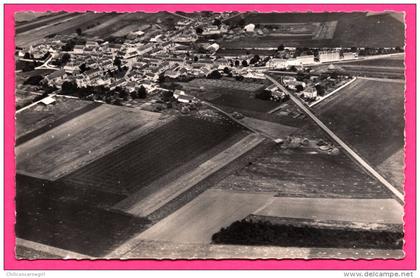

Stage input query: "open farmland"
[
  {"left": 15, "top": 174, "right": 150, "bottom": 257},
  {"left": 15, "top": 12, "right": 111, "bottom": 47},
  {"left": 60, "top": 116, "right": 245, "bottom": 195},
  {"left": 83, "top": 12, "right": 179, "bottom": 38},
  {"left": 16, "top": 98, "right": 99, "bottom": 143},
  {"left": 222, "top": 12, "right": 404, "bottom": 48},
  {"left": 16, "top": 105, "right": 166, "bottom": 180},
  {"left": 15, "top": 12, "right": 77, "bottom": 34},
  {"left": 313, "top": 78, "right": 405, "bottom": 190},
  {"left": 134, "top": 189, "right": 275, "bottom": 244},
  {"left": 215, "top": 141, "right": 392, "bottom": 199},
  {"left": 337, "top": 54, "right": 404, "bottom": 68}
]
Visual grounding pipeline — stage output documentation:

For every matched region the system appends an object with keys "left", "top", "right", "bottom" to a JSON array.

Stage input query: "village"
[{"left": 16, "top": 12, "right": 403, "bottom": 114}]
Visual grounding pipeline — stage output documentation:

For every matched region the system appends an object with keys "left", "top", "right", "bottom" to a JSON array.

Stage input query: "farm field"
[
  {"left": 135, "top": 189, "right": 275, "bottom": 244},
  {"left": 15, "top": 174, "right": 149, "bottom": 257},
  {"left": 313, "top": 78, "right": 404, "bottom": 190},
  {"left": 337, "top": 55, "right": 404, "bottom": 68},
  {"left": 83, "top": 12, "right": 179, "bottom": 38},
  {"left": 116, "top": 237, "right": 403, "bottom": 259},
  {"left": 254, "top": 198, "right": 403, "bottom": 224},
  {"left": 16, "top": 97, "right": 99, "bottom": 143},
  {"left": 211, "top": 94, "right": 280, "bottom": 113},
  {"left": 60, "top": 116, "right": 245, "bottom": 195},
  {"left": 15, "top": 12, "right": 78, "bottom": 34},
  {"left": 15, "top": 12, "right": 111, "bottom": 47},
  {"left": 115, "top": 133, "right": 262, "bottom": 217},
  {"left": 240, "top": 117, "right": 298, "bottom": 139},
  {"left": 215, "top": 140, "right": 392, "bottom": 199},
  {"left": 16, "top": 104, "right": 166, "bottom": 180},
  {"left": 188, "top": 78, "right": 267, "bottom": 93},
  {"left": 222, "top": 12, "right": 404, "bottom": 48}
]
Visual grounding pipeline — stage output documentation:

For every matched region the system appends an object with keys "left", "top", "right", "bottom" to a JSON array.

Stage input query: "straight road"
[{"left": 265, "top": 74, "right": 404, "bottom": 203}]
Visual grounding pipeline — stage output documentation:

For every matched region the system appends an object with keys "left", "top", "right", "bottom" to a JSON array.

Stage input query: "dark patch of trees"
[
  {"left": 195, "top": 27, "right": 203, "bottom": 35},
  {"left": 211, "top": 219, "right": 403, "bottom": 249},
  {"left": 255, "top": 90, "right": 272, "bottom": 101},
  {"left": 207, "top": 70, "right": 222, "bottom": 79},
  {"left": 24, "top": 75, "right": 43, "bottom": 86}
]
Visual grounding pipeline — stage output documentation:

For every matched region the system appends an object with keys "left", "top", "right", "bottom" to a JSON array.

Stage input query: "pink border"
[{"left": 4, "top": 4, "right": 416, "bottom": 270}]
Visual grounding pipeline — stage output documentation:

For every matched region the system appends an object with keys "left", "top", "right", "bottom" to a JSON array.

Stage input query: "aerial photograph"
[{"left": 14, "top": 10, "right": 405, "bottom": 259}]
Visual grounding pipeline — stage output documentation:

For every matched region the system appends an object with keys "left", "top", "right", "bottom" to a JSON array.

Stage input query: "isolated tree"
[
  {"left": 241, "top": 60, "right": 248, "bottom": 67},
  {"left": 234, "top": 60, "right": 240, "bottom": 67},
  {"left": 76, "top": 28, "right": 82, "bottom": 36},
  {"left": 193, "top": 56, "right": 199, "bottom": 62}
]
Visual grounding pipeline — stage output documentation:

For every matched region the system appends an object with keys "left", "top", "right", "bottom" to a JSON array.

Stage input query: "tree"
[
  {"left": 234, "top": 60, "right": 240, "bottom": 67},
  {"left": 193, "top": 56, "right": 199, "bottom": 62},
  {"left": 207, "top": 70, "right": 222, "bottom": 79},
  {"left": 242, "top": 60, "right": 248, "bottom": 67},
  {"left": 76, "top": 28, "right": 82, "bottom": 36},
  {"left": 315, "top": 84, "right": 325, "bottom": 96},
  {"left": 137, "top": 85, "right": 147, "bottom": 99},
  {"left": 255, "top": 90, "right": 272, "bottom": 101},
  {"left": 60, "top": 53, "right": 71, "bottom": 66},
  {"left": 23, "top": 52, "right": 32, "bottom": 59},
  {"left": 249, "top": 54, "right": 260, "bottom": 64},
  {"left": 113, "top": 57, "right": 122, "bottom": 71},
  {"left": 195, "top": 27, "right": 203, "bottom": 35},
  {"left": 61, "top": 81, "right": 78, "bottom": 95},
  {"left": 295, "top": 84, "right": 304, "bottom": 92},
  {"left": 277, "top": 44, "right": 285, "bottom": 51},
  {"left": 79, "top": 63, "right": 88, "bottom": 73},
  {"left": 238, "top": 19, "right": 246, "bottom": 28},
  {"left": 24, "top": 75, "right": 43, "bottom": 86},
  {"left": 212, "top": 18, "right": 222, "bottom": 28},
  {"left": 223, "top": 67, "right": 231, "bottom": 74},
  {"left": 161, "top": 90, "right": 174, "bottom": 102}
]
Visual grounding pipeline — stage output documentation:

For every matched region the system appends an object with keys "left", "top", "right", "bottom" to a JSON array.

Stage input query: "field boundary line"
[
  {"left": 16, "top": 238, "right": 93, "bottom": 259},
  {"left": 309, "top": 77, "right": 357, "bottom": 108},
  {"left": 265, "top": 74, "right": 404, "bottom": 204},
  {"left": 113, "top": 133, "right": 264, "bottom": 217},
  {"left": 358, "top": 77, "right": 405, "bottom": 83}
]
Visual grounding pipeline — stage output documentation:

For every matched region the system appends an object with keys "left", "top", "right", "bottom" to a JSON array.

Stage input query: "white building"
[{"left": 244, "top": 23, "right": 255, "bottom": 32}]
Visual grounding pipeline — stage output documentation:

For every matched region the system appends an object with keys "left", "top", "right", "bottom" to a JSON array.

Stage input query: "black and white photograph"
[{"left": 14, "top": 10, "right": 405, "bottom": 260}]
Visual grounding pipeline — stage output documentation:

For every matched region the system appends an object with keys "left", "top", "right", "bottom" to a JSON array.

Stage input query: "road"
[{"left": 265, "top": 74, "right": 404, "bottom": 203}]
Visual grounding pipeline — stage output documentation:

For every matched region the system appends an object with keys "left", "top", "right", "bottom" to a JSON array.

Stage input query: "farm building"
[
  {"left": 39, "top": 96, "right": 56, "bottom": 106},
  {"left": 267, "top": 58, "right": 288, "bottom": 69},
  {"left": 244, "top": 23, "right": 256, "bottom": 32},
  {"left": 302, "top": 86, "right": 317, "bottom": 100},
  {"left": 320, "top": 50, "right": 341, "bottom": 62}
]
